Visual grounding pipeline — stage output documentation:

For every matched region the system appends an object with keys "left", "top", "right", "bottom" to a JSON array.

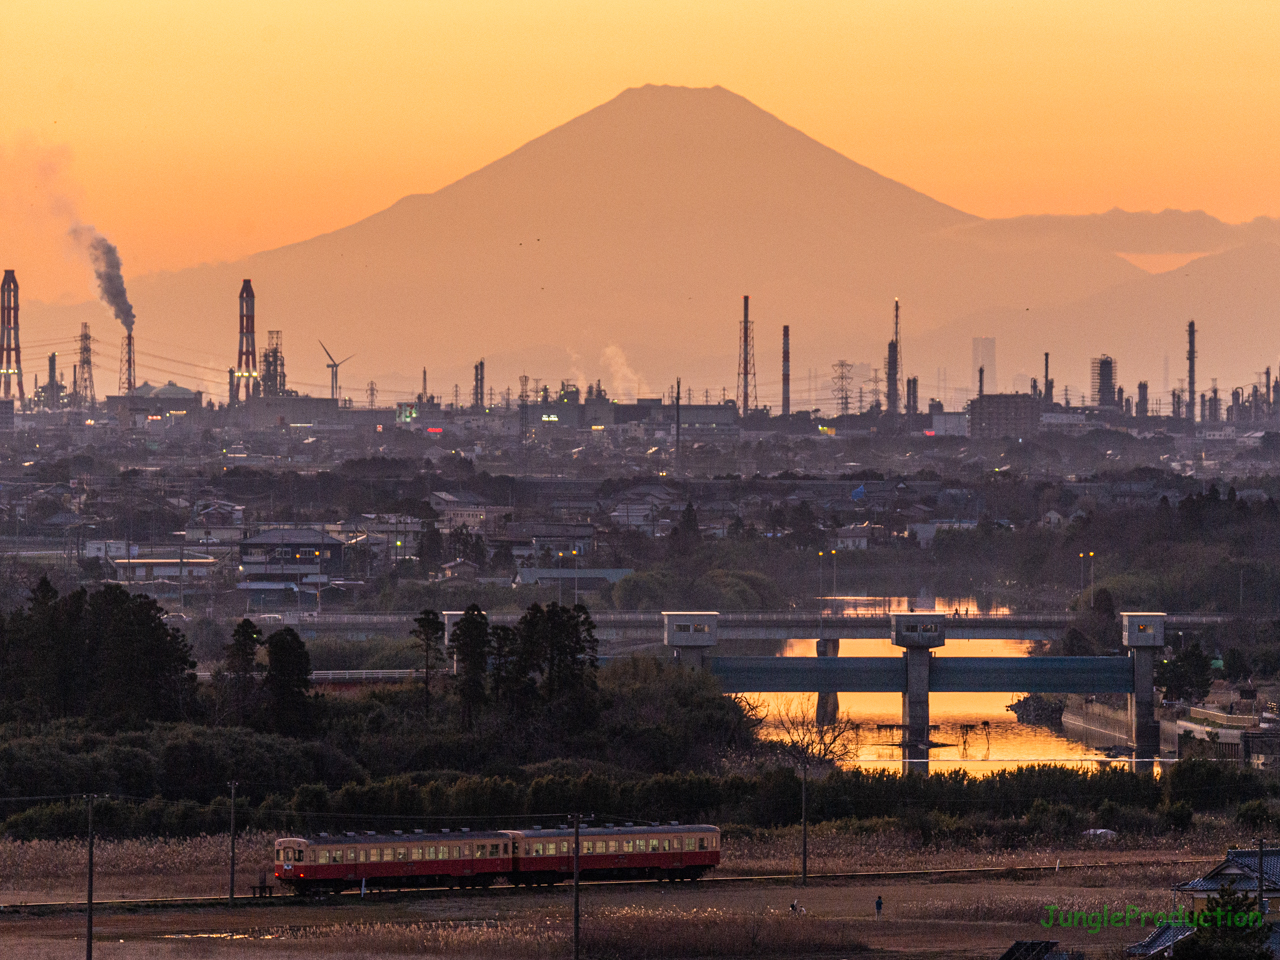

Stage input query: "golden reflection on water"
[{"left": 751, "top": 634, "right": 1114, "bottom": 774}]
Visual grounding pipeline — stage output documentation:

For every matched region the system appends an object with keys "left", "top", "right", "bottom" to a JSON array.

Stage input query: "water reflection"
[{"left": 752, "top": 621, "right": 1116, "bottom": 773}]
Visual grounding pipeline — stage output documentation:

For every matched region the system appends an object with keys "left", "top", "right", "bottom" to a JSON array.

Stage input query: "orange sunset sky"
[{"left": 2, "top": 0, "right": 1279, "bottom": 306}]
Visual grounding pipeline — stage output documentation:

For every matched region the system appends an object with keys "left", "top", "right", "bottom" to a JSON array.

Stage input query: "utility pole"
[
  {"left": 228, "top": 780, "right": 238, "bottom": 905},
  {"left": 570, "top": 813, "right": 593, "bottom": 960},
  {"left": 86, "top": 794, "right": 95, "bottom": 960}
]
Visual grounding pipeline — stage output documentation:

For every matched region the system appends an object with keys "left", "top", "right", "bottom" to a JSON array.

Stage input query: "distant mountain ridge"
[{"left": 24, "top": 85, "right": 1278, "bottom": 404}]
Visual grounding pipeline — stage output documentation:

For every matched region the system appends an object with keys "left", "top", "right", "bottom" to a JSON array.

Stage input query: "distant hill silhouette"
[{"left": 24, "top": 85, "right": 1277, "bottom": 404}]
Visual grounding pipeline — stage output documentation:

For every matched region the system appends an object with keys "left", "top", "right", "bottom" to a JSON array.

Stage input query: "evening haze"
[{"left": 3, "top": 1, "right": 1280, "bottom": 401}]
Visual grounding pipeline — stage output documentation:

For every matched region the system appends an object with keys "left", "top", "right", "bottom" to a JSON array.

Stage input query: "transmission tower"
[
  {"left": 831, "top": 361, "right": 855, "bottom": 416},
  {"left": 737, "top": 295, "right": 757, "bottom": 415},
  {"left": 366, "top": 380, "right": 378, "bottom": 409},
  {"left": 869, "top": 368, "right": 882, "bottom": 412},
  {"left": 76, "top": 323, "right": 95, "bottom": 408}
]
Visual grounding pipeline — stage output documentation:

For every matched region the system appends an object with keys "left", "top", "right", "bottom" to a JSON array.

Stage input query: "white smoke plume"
[
  {"left": 602, "top": 344, "right": 649, "bottom": 402},
  {"left": 69, "top": 224, "right": 135, "bottom": 332}
]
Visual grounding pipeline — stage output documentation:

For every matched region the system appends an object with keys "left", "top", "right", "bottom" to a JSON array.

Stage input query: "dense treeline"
[
  {"left": 935, "top": 485, "right": 1280, "bottom": 613},
  {"left": 2, "top": 760, "right": 1264, "bottom": 841},
  {"left": 0, "top": 579, "right": 196, "bottom": 731}
]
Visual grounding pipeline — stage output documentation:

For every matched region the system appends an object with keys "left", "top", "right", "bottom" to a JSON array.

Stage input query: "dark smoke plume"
[{"left": 70, "top": 225, "right": 135, "bottom": 332}]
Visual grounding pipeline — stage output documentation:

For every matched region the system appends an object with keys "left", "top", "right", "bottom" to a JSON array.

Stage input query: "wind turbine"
[{"left": 320, "top": 341, "right": 353, "bottom": 400}]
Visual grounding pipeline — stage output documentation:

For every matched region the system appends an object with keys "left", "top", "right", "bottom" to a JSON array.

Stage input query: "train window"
[
  {"left": 560, "top": 841, "right": 568, "bottom": 854},
  {"left": 685, "top": 838, "right": 696, "bottom": 851},
  {"left": 534, "top": 843, "right": 543, "bottom": 856},
  {"left": 412, "top": 848, "right": 423, "bottom": 861},
  {"left": 698, "top": 837, "right": 707, "bottom": 851},
  {"left": 583, "top": 841, "right": 593, "bottom": 854},
  {"left": 309, "top": 849, "right": 317, "bottom": 863},
  {"left": 623, "top": 840, "right": 633, "bottom": 853},
  {"left": 359, "top": 849, "right": 368, "bottom": 863},
  {"left": 476, "top": 845, "right": 487, "bottom": 859},
  {"left": 384, "top": 848, "right": 394, "bottom": 861},
  {"left": 662, "top": 839, "right": 670, "bottom": 852},
  {"left": 334, "top": 850, "right": 344, "bottom": 863},
  {"left": 428, "top": 846, "right": 437, "bottom": 860},
  {"left": 396, "top": 848, "right": 407, "bottom": 861},
  {"left": 285, "top": 849, "right": 293, "bottom": 863},
  {"left": 453, "top": 846, "right": 461, "bottom": 859},
  {"left": 608, "top": 841, "right": 618, "bottom": 853},
  {"left": 465, "top": 844, "right": 472, "bottom": 857},
  {"left": 524, "top": 843, "right": 531, "bottom": 855},
  {"left": 492, "top": 844, "right": 501, "bottom": 857},
  {"left": 276, "top": 849, "right": 283, "bottom": 862},
  {"left": 650, "top": 839, "right": 660, "bottom": 852},
  {"left": 503, "top": 843, "right": 509, "bottom": 855},
  {"left": 319, "top": 850, "right": 329, "bottom": 864}
]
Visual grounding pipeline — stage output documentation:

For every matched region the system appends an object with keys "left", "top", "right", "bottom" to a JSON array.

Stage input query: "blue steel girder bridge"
[{"left": 279, "top": 610, "right": 1193, "bottom": 768}]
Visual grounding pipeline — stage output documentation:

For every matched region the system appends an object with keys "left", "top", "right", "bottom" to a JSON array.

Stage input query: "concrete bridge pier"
[
  {"left": 892, "top": 614, "right": 946, "bottom": 774},
  {"left": 815, "top": 638, "right": 840, "bottom": 726},
  {"left": 1122, "top": 613, "right": 1164, "bottom": 762}
]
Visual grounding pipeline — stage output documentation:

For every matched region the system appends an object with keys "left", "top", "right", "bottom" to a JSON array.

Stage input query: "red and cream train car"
[{"left": 274, "top": 823, "right": 720, "bottom": 894}]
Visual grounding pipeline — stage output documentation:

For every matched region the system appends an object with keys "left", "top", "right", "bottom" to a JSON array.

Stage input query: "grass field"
[{"left": 0, "top": 820, "right": 1233, "bottom": 904}]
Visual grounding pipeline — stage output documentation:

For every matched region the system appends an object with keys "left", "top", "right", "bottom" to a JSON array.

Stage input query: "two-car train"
[{"left": 274, "top": 822, "right": 720, "bottom": 894}]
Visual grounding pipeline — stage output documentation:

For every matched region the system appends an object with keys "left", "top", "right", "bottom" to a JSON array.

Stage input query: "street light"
[{"left": 572, "top": 549, "right": 579, "bottom": 605}]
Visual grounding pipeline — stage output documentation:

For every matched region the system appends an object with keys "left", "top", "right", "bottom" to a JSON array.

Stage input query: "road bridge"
[{"left": 280, "top": 609, "right": 1229, "bottom": 646}]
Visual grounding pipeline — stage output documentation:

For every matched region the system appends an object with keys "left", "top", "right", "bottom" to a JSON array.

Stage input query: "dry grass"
[
  {"left": 0, "top": 833, "right": 276, "bottom": 901},
  {"left": 249, "top": 907, "right": 870, "bottom": 958},
  {"left": 717, "top": 819, "right": 1231, "bottom": 879}
]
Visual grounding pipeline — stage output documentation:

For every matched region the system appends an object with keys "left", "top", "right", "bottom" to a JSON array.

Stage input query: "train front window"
[{"left": 276, "top": 849, "right": 283, "bottom": 862}]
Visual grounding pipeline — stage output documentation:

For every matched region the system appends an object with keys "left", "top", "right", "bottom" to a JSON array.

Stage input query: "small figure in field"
[
  {"left": 790, "top": 900, "right": 805, "bottom": 915},
  {"left": 875, "top": 895, "right": 883, "bottom": 919}
]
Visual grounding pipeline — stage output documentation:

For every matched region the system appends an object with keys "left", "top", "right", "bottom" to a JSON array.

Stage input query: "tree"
[
  {"left": 669, "top": 502, "right": 701, "bottom": 555},
  {"left": 769, "top": 696, "right": 861, "bottom": 886},
  {"left": 515, "top": 602, "right": 599, "bottom": 703},
  {"left": 263, "top": 628, "right": 311, "bottom": 736},
  {"left": 83, "top": 585, "right": 196, "bottom": 730},
  {"left": 220, "top": 619, "right": 264, "bottom": 727},
  {"left": 1171, "top": 880, "right": 1270, "bottom": 960},
  {"left": 1157, "top": 642, "right": 1214, "bottom": 702},
  {"left": 410, "top": 609, "right": 446, "bottom": 717},
  {"left": 448, "top": 605, "right": 490, "bottom": 723},
  {"left": 418, "top": 526, "right": 445, "bottom": 572}
]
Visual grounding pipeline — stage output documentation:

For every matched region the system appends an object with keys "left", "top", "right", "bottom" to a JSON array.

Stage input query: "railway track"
[{"left": 0, "top": 856, "right": 1216, "bottom": 913}]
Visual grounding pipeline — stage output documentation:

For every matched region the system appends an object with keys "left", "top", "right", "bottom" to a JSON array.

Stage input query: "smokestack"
[
  {"left": 1187, "top": 320, "right": 1196, "bottom": 422},
  {"left": 781, "top": 325, "right": 790, "bottom": 418},
  {"left": 978, "top": 366, "right": 985, "bottom": 397},
  {"left": 0, "top": 270, "right": 22, "bottom": 402},
  {"left": 235, "top": 280, "right": 257, "bottom": 403}
]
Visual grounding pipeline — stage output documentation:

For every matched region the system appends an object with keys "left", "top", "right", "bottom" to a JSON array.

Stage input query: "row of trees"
[
  {"left": 412, "top": 602, "right": 599, "bottom": 726},
  {"left": 0, "top": 578, "right": 196, "bottom": 731},
  {"left": 211, "top": 620, "right": 314, "bottom": 736}
]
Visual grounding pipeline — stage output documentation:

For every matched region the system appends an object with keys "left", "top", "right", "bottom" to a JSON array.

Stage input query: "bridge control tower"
[
  {"left": 1122, "top": 613, "right": 1165, "bottom": 760},
  {"left": 891, "top": 613, "right": 947, "bottom": 767}
]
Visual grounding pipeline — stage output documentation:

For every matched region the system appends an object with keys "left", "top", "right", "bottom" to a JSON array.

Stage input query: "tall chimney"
[
  {"left": 1187, "top": 320, "right": 1196, "bottom": 422},
  {"left": 781, "top": 325, "right": 790, "bottom": 418},
  {"left": 978, "top": 366, "right": 985, "bottom": 397},
  {"left": 0, "top": 270, "right": 23, "bottom": 402},
  {"left": 236, "top": 279, "right": 257, "bottom": 403}
]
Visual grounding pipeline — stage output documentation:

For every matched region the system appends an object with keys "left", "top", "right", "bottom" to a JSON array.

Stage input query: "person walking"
[{"left": 875, "top": 895, "right": 883, "bottom": 919}]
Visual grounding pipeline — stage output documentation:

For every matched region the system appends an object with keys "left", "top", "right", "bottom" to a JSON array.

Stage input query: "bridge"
[
  {"left": 279, "top": 609, "right": 1228, "bottom": 646},
  {"left": 270, "top": 609, "right": 1181, "bottom": 770}
]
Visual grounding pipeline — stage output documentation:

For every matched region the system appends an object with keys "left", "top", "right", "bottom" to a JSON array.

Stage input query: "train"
[{"left": 273, "top": 822, "right": 720, "bottom": 894}]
